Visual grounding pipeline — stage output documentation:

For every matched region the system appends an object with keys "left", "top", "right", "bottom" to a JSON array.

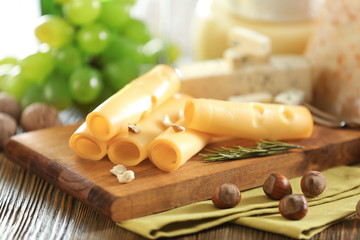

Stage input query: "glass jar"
[{"left": 192, "top": 0, "right": 324, "bottom": 60}]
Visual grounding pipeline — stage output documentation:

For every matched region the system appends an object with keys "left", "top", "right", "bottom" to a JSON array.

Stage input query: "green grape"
[
  {"left": 35, "top": 15, "right": 74, "bottom": 48},
  {"left": 63, "top": 0, "right": 102, "bottom": 26},
  {"left": 21, "top": 84, "right": 45, "bottom": 109},
  {"left": 43, "top": 74, "right": 73, "bottom": 110},
  {"left": 122, "top": 18, "right": 152, "bottom": 44},
  {"left": 76, "top": 23, "right": 111, "bottom": 55},
  {"left": 0, "top": 64, "right": 18, "bottom": 90},
  {"left": 52, "top": 45, "right": 83, "bottom": 75},
  {"left": 55, "top": 0, "right": 71, "bottom": 4},
  {"left": 142, "top": 38, "right": 164, "bottom": 63},
  {"left": 19, "top": 50, "right": 54, "bottom": 84},
  {"left": 69, "top": 66, "right": 103, "bottom": 104},
  {"left": 122, "top": 0, "right": 136, "bottom": 5},
  {"left": 102, "top": 59, "right": 140, "bottom": 91},
  {"left": 142, "top": 38, "right": 180, "bottom": 64},
  {"left": 2, "top": 73, "right": 34, "bottom": 101},
  {"left": 0, "top": 57, "right": 18, "bottom": 66},
  {"left": 101, "top": 36, "right": 144, "bottom": 63},
  {"left": 164, "top": 42, "right": 181, "bottom": 63},
  {"left": 98, "top": 0, "right": 130, "bottom": 30},
  {"left": 76, "top": 82, "right": 115, "bottom": 114}
]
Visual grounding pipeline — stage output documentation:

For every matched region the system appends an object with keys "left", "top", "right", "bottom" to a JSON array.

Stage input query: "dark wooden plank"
[{"left": 4, "top": 124, "right": 360, "bottom": 222}]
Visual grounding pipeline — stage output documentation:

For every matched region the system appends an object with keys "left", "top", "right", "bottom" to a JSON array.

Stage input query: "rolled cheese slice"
[
  {"left": 85, "top": 65, "right": 181, "bottom": 141},
  {"left": 147, "top": 119, "right": 211, "bottom": 172},
  {"left": 184, "top": 99, "right": 313, "bottom": 140},
  {"left": 69, "top": 122, "right": 107, "bottom": 161},
  {"left": 107, "top": 93, "right": 192, "bottom": 166}
]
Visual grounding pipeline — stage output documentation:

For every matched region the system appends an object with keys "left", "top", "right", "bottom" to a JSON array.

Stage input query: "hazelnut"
[
  {"left": 356, "top": 200, "right": 360, "bottom": 218},
  {"left": 300, "top": 171, "right": 326, "bottom": 197},
  {"left": 0, "top": 112, "right": 17, "bottom": 149},
  {"left": 212, "top": 183, "right": 241, "bottom": 209},
  {"left": 0, "top": 92, "right": 21, "bottom": 121},
  {"left": 263, "top": 173, "right": 292, "bottom": 200},
  {"left": 20, "top": 103, "right": 61, "bottom": 132},
  {"left": 279, "top": 194, "right": 308, "bottom": 220}
]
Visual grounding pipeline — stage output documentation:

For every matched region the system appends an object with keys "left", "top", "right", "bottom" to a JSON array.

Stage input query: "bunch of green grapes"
[{"left": 0, "top": 0, "right": 179, "bottom": 113}]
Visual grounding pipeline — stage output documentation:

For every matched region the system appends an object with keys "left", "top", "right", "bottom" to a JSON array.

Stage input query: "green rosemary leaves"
[{"left": 200, "top": 140, "right": 303, "bottom": 162}]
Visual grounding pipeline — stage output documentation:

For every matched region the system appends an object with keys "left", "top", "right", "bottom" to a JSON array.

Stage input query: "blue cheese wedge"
[
  {"left": 228, "top": 26, "right": 272, "bottom": 56},
  {"left": 274, "top": 89, "right": 306, "bottom": 105},
  {"left": 223, "top": 48, "right": 269, "bottom": 70},
  {"left": 179, "top": 55, "right": 313, "bottom": 102}
]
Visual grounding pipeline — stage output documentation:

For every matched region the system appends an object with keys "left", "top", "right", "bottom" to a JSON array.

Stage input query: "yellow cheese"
[
  {"left": 69, "top": 122, "right": 107, "bottom": 161},
  {"left": 85, "top": 65, "right": 181, "bottom": 141},
  {"left": 147, "top": 119, "right": 211, "bottom": 172},
  {"left": 184, "top": 99, "right": 313, "bottom": 140},
  {"left": 107, "top": 93, "right": 192, "bottom": 166}
]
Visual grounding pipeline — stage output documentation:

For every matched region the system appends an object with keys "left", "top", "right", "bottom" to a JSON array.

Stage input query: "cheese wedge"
[
  {"left": 107, "top": 93, "right": 192, "bottom": 166},
  {"left": 69, "top": 122, "right": 107, "bottom": 161},
  {"left": 85, "top": 65, "right": 181, "bottom": 141},
  {"left": 147, "top": 119, "right": 211, "bottom": 172},
  {"left": 228, "top": 26, "right": 272, "bottom": 56},
  {"left": 179, "top": 55, "right": 313, "bottom": 102},
  {"left": 228, "top": 91, "right": 273, "bottom": 103},
  {"left": 223, "top": 48, "right": 269, "bottom": 70},
  {"left": 184, "top": 99, "right": 313, "bottom": 140}
]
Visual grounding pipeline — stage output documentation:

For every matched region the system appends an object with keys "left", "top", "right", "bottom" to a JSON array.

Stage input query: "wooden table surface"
[{"left": 1, "top": 109, "right": 360, "bottom": 240}]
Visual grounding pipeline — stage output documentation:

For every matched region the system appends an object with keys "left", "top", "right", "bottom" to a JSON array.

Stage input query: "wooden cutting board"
[{"left": 4, "top": 124, "right": 360, "bottom": 222}]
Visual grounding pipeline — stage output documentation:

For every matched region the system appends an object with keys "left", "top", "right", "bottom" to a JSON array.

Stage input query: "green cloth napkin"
[{"left": 118, "top": 164, "right": 360, "bottom": 239}]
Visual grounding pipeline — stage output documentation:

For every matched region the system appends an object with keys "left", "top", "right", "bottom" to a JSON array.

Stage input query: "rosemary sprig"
[{"left": 200, "top": 140, "right": 303, "bottom": 162}]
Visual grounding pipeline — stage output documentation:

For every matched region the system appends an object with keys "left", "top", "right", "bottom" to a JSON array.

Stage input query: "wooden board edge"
[{"left": 4, "top": 138, "right": 117, "bottom": 219}]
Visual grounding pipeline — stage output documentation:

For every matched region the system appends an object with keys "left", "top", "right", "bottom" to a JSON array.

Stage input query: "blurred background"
[
  {"left": 0, "top": 0, "right": 199, "bottom": 115},
  {"left": 0, "top": 0, "right": 197, "bottom": 64},
  {"left": 10, "top": 0, "right": 358, "bottom": 122}
]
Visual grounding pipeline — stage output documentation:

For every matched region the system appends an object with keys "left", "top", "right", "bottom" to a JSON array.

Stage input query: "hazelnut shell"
[
  {"left": 263, "top": 173, "right": 292, "bottom": 200},
  {"left": 0, "top": 112, "right": 17, "bottom": 149},
  {"left": 20, "top": 103, "right": 61, "bottom": 132},
  {"left": 212, "top": 183, "right": 241, "bottom": 209},
  {"left": 0, "top": 92, "right": 21, "bottom": 121},
  {"left": 279, "top": 194, "right": 308, "bottom": 220},
  {"left": 300, "top": 171, "right": 326, "bottom": 197}
]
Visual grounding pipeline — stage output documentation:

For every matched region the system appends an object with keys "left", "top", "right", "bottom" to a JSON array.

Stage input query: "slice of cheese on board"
[
  {"left": 147, "top": 119, "right": 211, "bottom": 172},
  {"left": 85, "top": 65, "right": 181, "bottom": 142},
  {"left": 69, "top": 122, "right": 107, "bottom": 161},
  {"left": 184, "top": 98, "right": 313, "bottom": 140},
  {"left": 179, "top": 55, "right": 313, "bottom": 102},
  {"left": 107, "top": 94, "right": 192, "bottom": 166}
]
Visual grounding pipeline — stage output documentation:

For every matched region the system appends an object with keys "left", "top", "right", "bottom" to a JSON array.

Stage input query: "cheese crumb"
[
  {"left": 110, "top": 164, "right": 127, "bottom": 176},
  {"left": 117, "top": 170, "right": 135, "bottom": 183},
  {"left": 171, "top": 124, "right": 185, "bottom": 132},
  {"left": 128, "top": 123, "right": 141, "bottom": 133},
  {"left": 162, "top": 114, "right": 185, "bottom": 132}
]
